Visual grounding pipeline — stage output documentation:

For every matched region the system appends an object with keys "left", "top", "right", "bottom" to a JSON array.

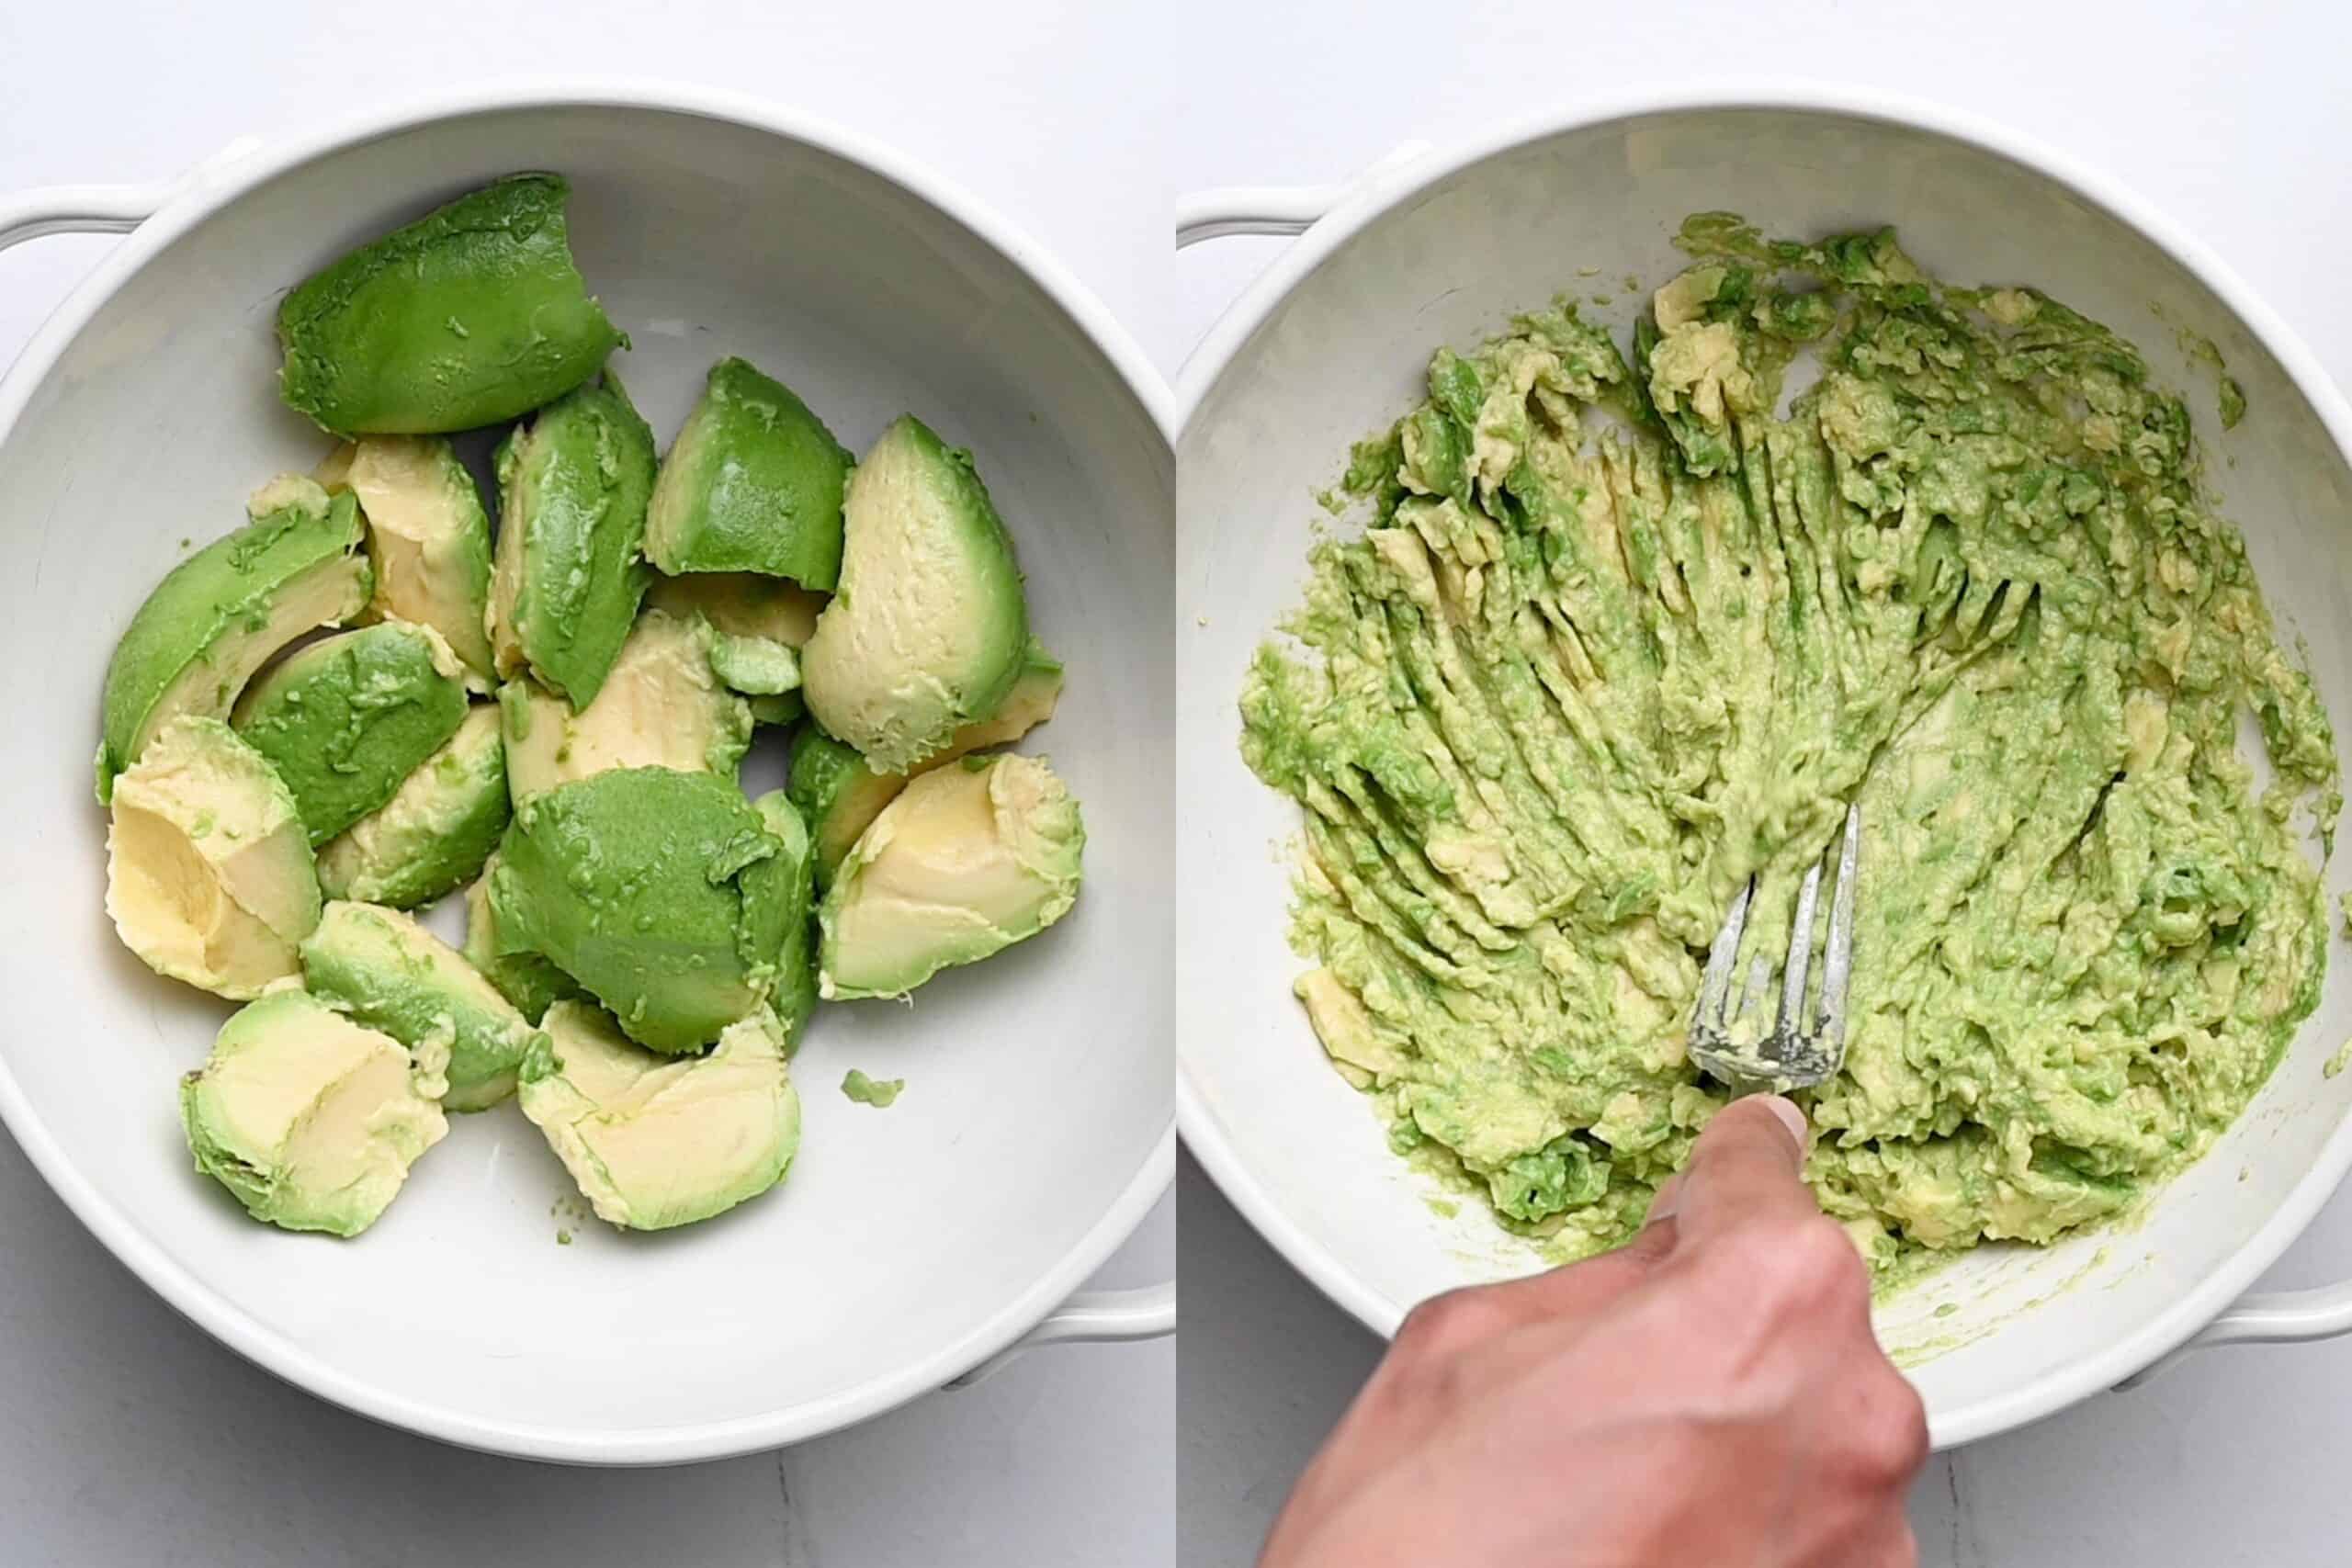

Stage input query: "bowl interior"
[
  {"left": 1176, "top": 103, "right": 2352, "bottom": 1442},
  {"left": 0, "top": 101, "right": 1170, "bottom": 1455}
]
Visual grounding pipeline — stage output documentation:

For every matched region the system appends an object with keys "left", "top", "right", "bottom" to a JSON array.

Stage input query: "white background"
[
  {"left": 1166, "top": 2, "right": 2352, "bottom": 1566},
  {"left": 0, "top": 3, "right": 1170, "bottom": 1565},
  {"left": 12, "top": 0, "right": 2352, "bottom": 1563}
]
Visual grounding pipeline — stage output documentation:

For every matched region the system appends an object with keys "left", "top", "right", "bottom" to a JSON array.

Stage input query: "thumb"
[{"left": 1661, "top": 1095, "right": 1815, "bottom": 1249}]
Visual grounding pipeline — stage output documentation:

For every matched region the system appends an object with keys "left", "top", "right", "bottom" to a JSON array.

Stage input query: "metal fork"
[{"left": 1688, "top": 803, "right": 1862, "bottom": 1092}]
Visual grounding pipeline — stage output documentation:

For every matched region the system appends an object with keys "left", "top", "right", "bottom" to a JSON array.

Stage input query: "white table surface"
[
  {"left": 1163, "top": 1, "right": 2352, "bottom": 1564},
  {"left": 0, "top": 4, "right": 1170, "bottom": 1564}
]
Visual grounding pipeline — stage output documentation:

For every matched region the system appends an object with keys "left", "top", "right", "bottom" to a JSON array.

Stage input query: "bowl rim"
[
  {"left": 0, "top": 75, "right": 1174, "bottom": 1465},
  {"left": 1170, "top": 76, "right": 2352, "bottom": 1450}
]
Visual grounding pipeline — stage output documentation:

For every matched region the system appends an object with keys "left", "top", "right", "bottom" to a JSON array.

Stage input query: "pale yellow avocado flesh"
[
  {"left": 518, "top": 1001, "right": 800, "bottom": 1231},
  {"left": 317, "top": 436, "right": 496, "bottom": 686},
  {"left": 820, "top": 753, "right": 1083, "bottom": 998},
  {"left": 107, "top": 716, "right": 320, "bottom": 998},
  {"left": 501, "top": 608, "right": 752, "bottom": 803},
  {"left": 181, "top": 990, "right": 447, "bottom": 1236}
]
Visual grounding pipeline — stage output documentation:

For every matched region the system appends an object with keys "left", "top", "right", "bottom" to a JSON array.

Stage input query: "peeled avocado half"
[
  {"left": 317, "top": 704, "right": 509, "bottom": 908},
  {"left": 277, "top": 174, "right": 620, "bottom": 436},
  {"left": 300, "top": 899, "right": 543, "bottom": 1112},
  {"left": 499, "top": 607, "right": 751, "bottom": 805},
  {"left": 316, "top": 435, "right": 497, "bottom": 685},
  {"left": 96, "top": 475, "right": 370, "bottom": 802},
  {"left": 645, "top": 357, "right": 853, "bottom": 588},
  {"left": 232, "top": 622, "right": 471, "bottom": 845},
  {"left": 790, "top": 638, "right": 1066, "bottom": 886},
  {"left": 181, "top": 988, "right": 447, "bottom": 1236},
  {"left": 106, "top": 716, "right": 322, "bottom": 999},
  {"left": 820, "top": 752, "right": 1084, "bottom": 999},
  {"left": 519, "top": 1000, "right": 800, "bottom": 1232},
  {"left": 490, "top": 768, "right": 793, "bottom": 1053},
  {"left": 488, "top": 373, "right": 659, "bottom": 706},
  {"left": 801, "top": 416, "right": 1029, "bottom": 773}
]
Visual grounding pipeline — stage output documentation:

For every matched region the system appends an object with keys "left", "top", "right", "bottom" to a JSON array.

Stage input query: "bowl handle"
[
  {"left": 1174, "top": 141, "right": 1432, "bottom": 249},
  {"left": 945, "top": 1281, "right": 1176, "bottom": 1389},
  {"left": 2117, "top": 1281, "right": 2352, "bottom": 1390},
  {"left": 0, "top": 138, "right": 264, "bottom": 255}
]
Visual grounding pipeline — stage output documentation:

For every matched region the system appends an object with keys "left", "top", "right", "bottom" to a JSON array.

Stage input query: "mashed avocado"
[{"left": 1241, "top": 217, "right": 2339, "bottom": 1280}]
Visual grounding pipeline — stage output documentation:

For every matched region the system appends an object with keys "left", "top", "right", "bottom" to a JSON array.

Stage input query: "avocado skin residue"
[{"left": 1241, "top": 215, "right": 2338, "bottom": 1280}]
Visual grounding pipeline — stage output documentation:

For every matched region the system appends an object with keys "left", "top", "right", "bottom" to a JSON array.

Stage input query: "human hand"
[{"left": 1258, "top": 1097, "right": 1928, "bottom": 1568}]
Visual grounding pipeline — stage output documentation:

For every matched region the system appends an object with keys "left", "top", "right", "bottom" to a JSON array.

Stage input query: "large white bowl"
[
  {"left": 1174, "top": 85, "right": 2352, "bottom": 1448},
  {"left": 0, "top": 82, "right": 1172, "bottom": 1464}
]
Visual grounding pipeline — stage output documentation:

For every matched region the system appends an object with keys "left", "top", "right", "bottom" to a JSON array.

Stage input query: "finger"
[{"left": 1666, "top": 1094, "right": 1815, "bottom": 1250}]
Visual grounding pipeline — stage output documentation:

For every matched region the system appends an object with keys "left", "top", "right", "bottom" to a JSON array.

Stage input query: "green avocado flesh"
[
  {"left": 751, "top": 791, "right": 820, "bottom": 1048},
  {"left": 96, "top": 477, "right": 370, "bottom": 802},
  {"left": 317, "top": 704, "right": 509, "bottom": 908},
  {"left": 301, "top": 899, "right": 542, "bottom": 1112},
  {"left": 232, "top": 622, "right": 470, "bottom": 846},
  {"left": 1240, "top": 217, "right": 2340, "bottom": 1281},
  {"left": 277, "top": 174, "right": 620, "bottom": 435},
  {"left": 490, "top": 768, "right": 791, "bottom": 1053},
  {"left": 463, "top": 856, "right": 581, "bottom": 1023},
  {"left": 489, "top": 373, "right": 658, "bottom": 706},
  {"left": 519, "top": 1001, "right": 799, "bottom": 1231},
  {"left": 645, "top": 357, "right": 853, "bottom": 588},
  {"left": 180, "top": 988, "right": 447, "bottom": 1236},
  {"left": 842, "top": 1068, "right": 903, "bottom": 1107}
]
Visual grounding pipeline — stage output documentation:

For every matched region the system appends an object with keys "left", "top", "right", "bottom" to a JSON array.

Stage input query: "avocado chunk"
[
  {"left": 787, "top": 728, "right": 906, "bottom": 888},
  {"left": 749, "top": 691, "right": 806, "bottom": 728},
  {"left": 942, "top": 637, "right": 1064, "bottom": 753},
  {"left": 647, "top": 570, "right": 827, "bottom": 648},
  {"left": 181, "top": 988, "right": 447, "bottom": 1236},
  {"left": 708, "top": 632, "right": 799, "bottom": 696},
  {"left": 500, "top": 607, "right": 750, "bottom": 805},
  {"left": 316, "top": 435, "right": 496, "bottom": 685},
  {"left": 276, "top": 174, "right": 621, "bottom": 436},
  {"left": 787, "top": 640, "right": 1066, "bottom": 886},
  {"left": 316, "top": 704, "right": 509, "bottom": 908},
  {"left": 462, "top": 854, "right": 581, "bottom": 1023},
  {"left": 488, "top": 373, "right": 657, "bottom": 705},
  {"left": 750, "top": 791, "right": 819, "bottom": 1048},
  {"left": 232, "top": 623, "right": 470, "bottom": 845},
  {"left": 490, "top": 768, "right": 792, "bottom": 1053},
  {"left": 96, "top": 475, "right": 370, "bottom": 801},
  {"left": 801, "top": 416, "right": 1029, "bottom": 772},
  {"left": 518, "top": 1000, "right": 800, "bottom": 1232},
  {"left": 644, "top": 358, "right": 853, "bottom": 589},
  {"left": 106, "top": 716, "right": 322, "bottom": 999},
  {"left": 300, "top": 899, "right": 543, "bottom": 1112},
  {"left": 819, "top": 753, "right": 1083, "bottom": 999},
  {"left": 842, "top": 1069, "right": 903, "bottom": 1107}
]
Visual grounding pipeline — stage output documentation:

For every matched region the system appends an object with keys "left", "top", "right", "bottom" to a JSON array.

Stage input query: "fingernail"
[
  {"left": 1645, "top": 1173, "right": 1681, "bottom": 1224},
  {"left": 1758, "top": 1095, "right": 1808, "bottom": 1154}
]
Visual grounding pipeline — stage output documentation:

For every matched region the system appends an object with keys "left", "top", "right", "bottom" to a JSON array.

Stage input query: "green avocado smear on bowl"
[{"left": 1239, "top": 216, "right": 2340, "bottom": 1283}]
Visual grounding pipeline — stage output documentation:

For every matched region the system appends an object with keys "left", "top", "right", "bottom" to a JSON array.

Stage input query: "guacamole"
[{"left": 1241, "top": 217, "right": 2340, "bottom": 1279}]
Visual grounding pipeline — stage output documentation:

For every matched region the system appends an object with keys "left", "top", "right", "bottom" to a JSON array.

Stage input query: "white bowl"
[
  {"left": 0, "top": 82, "right": 1173, "bottom": 1463},
  {"left": 1174, "top": 85, "right": 2352, "bottom": 1448}
]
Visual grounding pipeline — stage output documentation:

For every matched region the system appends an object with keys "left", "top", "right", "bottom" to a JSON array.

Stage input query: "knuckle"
[
  {"left": 1720, "top": 1214, "right": 1870, "bottom": 1313},
  {"left": 1849, "top": 1371, "right": 1931, "bottom": 1484},
  {"left": 1395, "top": 1288, "right": 1494, "bottom": 1357}
]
